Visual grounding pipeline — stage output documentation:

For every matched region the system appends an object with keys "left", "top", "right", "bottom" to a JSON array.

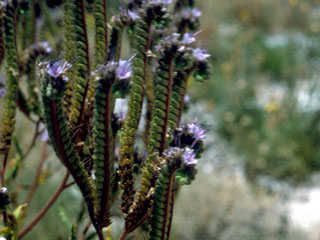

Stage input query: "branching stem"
[{"left": 19, "top": 172, "right": 70, "bottom": 239}]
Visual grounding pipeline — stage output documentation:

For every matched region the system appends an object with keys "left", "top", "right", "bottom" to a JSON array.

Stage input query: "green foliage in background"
[{"left": 195, "top": 0, "right": 320, "bottom": 184}]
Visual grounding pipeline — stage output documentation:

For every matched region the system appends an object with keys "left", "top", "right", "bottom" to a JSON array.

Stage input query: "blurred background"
[{"left": 3, "top": 0, "right": 320, "bottom": 239}]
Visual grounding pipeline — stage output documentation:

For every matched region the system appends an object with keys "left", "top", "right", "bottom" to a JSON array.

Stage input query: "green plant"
[{"left": 0, "top": 0, "right": 210, "bottom": 239}]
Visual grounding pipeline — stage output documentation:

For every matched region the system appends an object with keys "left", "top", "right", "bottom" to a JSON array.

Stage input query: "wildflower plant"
[{"left": 0, "top": 0, "right": 210, "bottom": 239}]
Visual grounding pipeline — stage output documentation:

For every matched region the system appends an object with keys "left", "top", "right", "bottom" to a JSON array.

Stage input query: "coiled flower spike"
[
  {"left": 40, "top": 59, "right": 103, "bottom": 238},
  {"left": 0, "top": 0, "right": 19, "bottom": 182},
  {"left": 119, "top": 0, "right": 172, "bottom": 217},
  {"left": 92, "top": 59, "right": 132, "bottom": 227}
]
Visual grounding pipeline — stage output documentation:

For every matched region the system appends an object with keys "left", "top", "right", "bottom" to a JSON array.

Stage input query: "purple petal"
[
  {"left": 39, "top": 41, "right": 53, "bottom": 54},
  {"left": 180, "top": 8, "right": 202, "bottom": 19},
  {"left": 47, "top": 60, "right": 71, "bottom": 78},
  {"left": 192, "top": 48, "right": 211, "bottom": 61},
  {"left": 192, "top": 8, "right": 202, "bottom": 18},
  {"left": 183, "top": 148, "right": 197, "bottom": 165},
  {"left": 187, "top": 120, "right": 208, "bottom": 140},
  {"left": 182, "top": 33, "right": 197, "bottom": 45},
  {"left": 184, "top": 94, "right": 191, "bottom": 103},
  {"left": 116, "top": 60, "right": 132, "bottom": 80},
  {"left": 128, "top": 10, "right": 139, "bottom": 20}
]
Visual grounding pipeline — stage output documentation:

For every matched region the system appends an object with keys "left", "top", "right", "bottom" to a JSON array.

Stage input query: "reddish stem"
[
  {"left": 25, "top": 142, "right": 47, "bottom": 204},
  {"left": 80, "top": 220, "right": 92, "bottom": 240},
  {"left": 165, "top": 180, "right": 176, "bottom": 240},
  {"left": 119, "top": 231, "right": 128, "bottom": 240},
  {"left": 19, "top": 172, "right": 70, "bottom": 238},
  {"left": 160, "top": 57, "right": 175, "bottom": 153},
  {"left": 0, "top": 152, "right": 8, "bottom": 186},
  {"left": 161, "top": 173, "right": 176, "bottom": 240}
]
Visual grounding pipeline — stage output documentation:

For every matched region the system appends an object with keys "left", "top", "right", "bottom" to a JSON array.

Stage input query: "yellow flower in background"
[
  {"left": 289, "top": 0, "right": 299, "bottom": 7},
  {"left": 104, "top": 226, "right": 113, "bottom": 240},
  {"left": 299, "top": 2, "right": 310, "bottom": 12},
  {"left": 264, "top": 101, "right": 280, "bottom": 113},
  {"left": 240, "top": 9, "right": 251, "bottom": 21}
]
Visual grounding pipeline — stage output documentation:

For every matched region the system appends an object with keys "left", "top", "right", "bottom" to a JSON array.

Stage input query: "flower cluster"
[
  {"left": 28, "top": 41, "right": 53, "bottom": 56},
  {"left": 174, "top": 5, "right": 202, "bottom": 31},
  {"left": 193, "top": 48, "right": 211, "bottom": 61},
  {"left": 116, "top": 60, "right": 132, "bottom": 80},
  {"left": 46, "top": 60, "right": 72, "bottom": 79},
  {"left": 170, "top": 120, "right": 208, "bottom": 158},
  {"left": 128, "top": 9, "right": 139, "bottom": 20},
  {"left": 180, "top": 8, "right": 202, "bottom": 20},
  {"left": 183, "top": 147, "right": 197, "bottom": 165},
  {"left": 95, "top": 58, "right": 132, "bottom": 83}
]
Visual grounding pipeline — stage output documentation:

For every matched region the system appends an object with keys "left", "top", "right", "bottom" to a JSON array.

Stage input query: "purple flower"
[
  {"left": 180, "top": 8, "right": 202, "bottom": 19},
  {"left": 192, "top": 8, "right": 202, "bottom": 18},
  {"left": 128, "top": 9, "right": 139, "bottom": 20},
  {"left": 95, "top": 61, "right": 117, "bottom": 76},
  {"left": 184, "top": 94, "right": 191, "bottom": 103},
  {"left": 192, "top": 48, "right": 211, "bottom": 61},
  {"left": 164, "top": 33, "right": 180, "bottom": 42},
  {"left": 46, "top": 60, "right": 71, "bottom": 79},
  {"left": 116, "top": 60, "right": 132, "bottom": 80},
  {"left": 182, "top": 33, "right": 197, "bottom": 45},
  {"left": 38, "top": 41, "right": 53, "bottom": 54},
  {"left": 187, "top": 120, "right": 208, "bottom": 141},
  {"left": 183, "top": 147, "right": 197, "bottom": 165},
  {"left": 29, "top": 41, "right": 53, "bottom": 55}
]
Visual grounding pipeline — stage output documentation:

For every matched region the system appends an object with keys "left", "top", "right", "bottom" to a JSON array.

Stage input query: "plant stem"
[
  {"left": 21, "top": 120, "right": 40, "bottom": 161},
  {"left": 80, "top": 220, "right": 91, "bottom": 240},
  {"left": 1, "top": 153, "right": 8, "bottom": 186},
  {"left": 19, "top": 172, "right": 70, "bottom": 238},
  {"left": 165, "top": 182, "right": 176, "bottom": 240},
  {"left": 119, "top": 231, "right": 128, "bottom": 240},
  {"left": 25, "top": 142, "right": 47, "bottom": 204},
  {"left": 160, "top": 57, "right": 175, "bottom": 154}
]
